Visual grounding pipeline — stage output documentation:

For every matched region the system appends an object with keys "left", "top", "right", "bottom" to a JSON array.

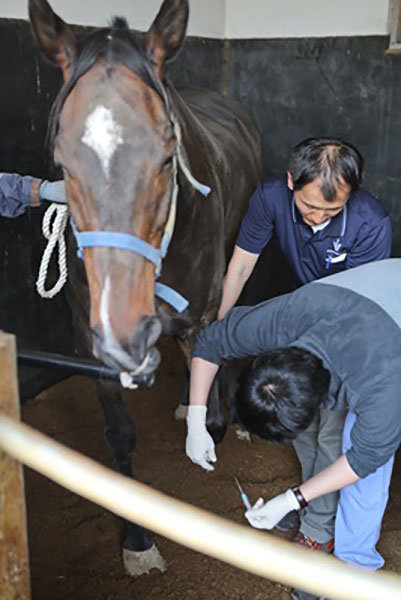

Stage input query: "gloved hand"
[
  {"left": 39, "top": 180, "right": 67, "bottom": 204},
  {"left": 245, "top": 489, "right": 300, "bottom": 530},
  {"left": 186, "top": 405, "right": 216, "bottom": 471}
]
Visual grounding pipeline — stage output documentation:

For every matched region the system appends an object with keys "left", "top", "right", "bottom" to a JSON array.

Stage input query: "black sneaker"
[{"left": 275, "top": 510, "right": 300, "bottom": 532}]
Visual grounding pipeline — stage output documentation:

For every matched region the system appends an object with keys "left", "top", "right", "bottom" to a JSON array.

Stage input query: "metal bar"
[
  {"left": 0, "top": 332, "right": 31, "bottom": 600},
  {"left": 17, "top": 349, "right": 154, "bottom": 387},
  {"left": 18, "top": 349, "right": 120, "bottom": 380},
  {"left": 0, "top": 413, "right": 401, "bottom": 600}
]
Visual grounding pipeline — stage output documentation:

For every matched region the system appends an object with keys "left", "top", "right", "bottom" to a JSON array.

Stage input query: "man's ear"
[
  {"left": 145, "top": 0, "right": 189, "bottom": 77},
  {"left": 29, "top": 0, "right": 77, "bottom": 81},
  {"left": 287, "top": 172, "right": 294, "bottom": 191}
]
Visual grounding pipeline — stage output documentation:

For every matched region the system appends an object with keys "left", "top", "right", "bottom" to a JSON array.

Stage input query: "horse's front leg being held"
[
  {"left": 95, "top": 380, "right": 166, "bottom": 576},
  {"left": 206, "top": 376, "right": 227, "bottom": 444}
]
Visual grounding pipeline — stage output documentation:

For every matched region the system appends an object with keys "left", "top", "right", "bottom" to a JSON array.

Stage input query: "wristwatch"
[{"left": 291, "top": 485, "right": 309, "bottom": 509}]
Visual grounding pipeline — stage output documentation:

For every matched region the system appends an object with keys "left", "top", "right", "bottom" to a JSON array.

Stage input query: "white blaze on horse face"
[
  {"left": 100, "top": 276, "right": 135, "bottom": 369},
  {"left": 81, "top": 105, "right": 123, "bottom": 178}
]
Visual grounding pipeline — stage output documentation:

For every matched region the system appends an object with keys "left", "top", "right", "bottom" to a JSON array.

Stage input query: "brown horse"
[{"left": 29, "top": 0, "right": 262, "bottom": 575}]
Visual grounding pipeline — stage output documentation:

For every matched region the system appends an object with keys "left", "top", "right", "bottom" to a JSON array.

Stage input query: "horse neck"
[
  {"left": 166, "top": 83, "right": 212, "bottom": 160},
  {"left": 166, "top": 83, "right": 215, "bottom": 207}
]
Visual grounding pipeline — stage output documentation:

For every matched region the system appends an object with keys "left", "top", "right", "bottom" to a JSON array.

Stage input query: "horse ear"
[
  {"left": 145, "top": 0, "right": 189, "bottom": 73},
  {"left": 29, "top": 0, "right": 77, "bottom": 81}
]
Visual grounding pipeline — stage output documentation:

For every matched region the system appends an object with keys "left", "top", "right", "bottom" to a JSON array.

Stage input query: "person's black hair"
[
  {"left": 288, "top": 137, "right": 364, "bottom": 202},
  {"left": 235, "top": 346, "right": 330, "bottom": 443}
]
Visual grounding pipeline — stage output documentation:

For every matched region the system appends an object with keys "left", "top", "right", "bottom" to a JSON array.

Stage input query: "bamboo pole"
[
  {"left": 0, "top": 332, "right": 31, "bottom": 600},
  {"left": 0, "top": 413, "right": 401, "bottom": 600}
]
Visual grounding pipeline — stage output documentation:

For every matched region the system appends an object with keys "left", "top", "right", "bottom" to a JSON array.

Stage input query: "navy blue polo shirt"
[{"left": 236, "top": 176, "right": 391, "bottom": 285}]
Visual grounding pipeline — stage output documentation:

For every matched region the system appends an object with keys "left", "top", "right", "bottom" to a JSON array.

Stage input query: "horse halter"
[{"left": 71, "top": 112, "right": 211, "bottom": 314}]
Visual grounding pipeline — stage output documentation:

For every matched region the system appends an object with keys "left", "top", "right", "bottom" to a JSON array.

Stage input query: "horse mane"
[{"left": 49, "top": 17, "right": 167, "bottom": 151}]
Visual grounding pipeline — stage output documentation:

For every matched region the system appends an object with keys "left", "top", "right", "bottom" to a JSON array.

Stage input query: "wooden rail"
[{"left": 0, "top": 331, "right": 31, "bottom": 600}]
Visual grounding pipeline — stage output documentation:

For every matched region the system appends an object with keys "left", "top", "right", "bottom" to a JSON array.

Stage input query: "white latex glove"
[
  {"left": 245, "top": 489, "right": 300, "bottom": 530},
  {"left": 39, "top": 180, "right": 67, "bottom": 204},
  {"left": 186, "top": 405, "right": 216, "bottom": 471}
]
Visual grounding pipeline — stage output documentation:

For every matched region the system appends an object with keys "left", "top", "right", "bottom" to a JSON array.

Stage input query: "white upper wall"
[
  {"left": 225, "top": 0, "right": 390, "bottom": 38},
  {"left": 1, "top": 0, "right": 391, "bottom": 39},
  {"left": 1, "top": 0, "right": 226, "bottom": 38}
]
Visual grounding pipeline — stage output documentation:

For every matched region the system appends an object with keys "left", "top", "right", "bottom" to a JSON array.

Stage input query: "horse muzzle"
[{"left": 91, "top": 315, "right": 162, "bottom": 374}]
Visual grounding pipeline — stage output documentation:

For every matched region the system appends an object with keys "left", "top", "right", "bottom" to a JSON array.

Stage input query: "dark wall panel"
[
  {"left": 228, "top": 36, "right": 401, "bottom": 254},
  {"left": 167, "top": 36, "right": 224, "bottom": 91},
  {"left": 0, "top": 19, "right": 62, "bottom": 177}
]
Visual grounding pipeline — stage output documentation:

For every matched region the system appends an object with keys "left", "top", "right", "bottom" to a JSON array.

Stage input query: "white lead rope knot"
[{"left": 36, "top": 203, "right": 69, "bottom": 299}]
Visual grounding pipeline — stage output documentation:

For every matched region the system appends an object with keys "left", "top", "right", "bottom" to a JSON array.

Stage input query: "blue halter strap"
[{"left": 72, "top": 228, "right": 188, "bottom": 313}]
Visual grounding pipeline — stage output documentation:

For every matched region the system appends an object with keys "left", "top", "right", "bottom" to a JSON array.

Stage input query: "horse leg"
[
  {"left": 223, "top": 359, "right": 251, "bottom": 442},
  {"left": 174, "top": 338, "right": 227, "bottom": 442},
  {"left": 95, "top": 380, "right": 167, "bottom": 576},
  {"left": 206, "top": 376, "right": 227, "bottom": 444},
  {"left": 174, "top": 362, "right": 190, "bottom": 420}
]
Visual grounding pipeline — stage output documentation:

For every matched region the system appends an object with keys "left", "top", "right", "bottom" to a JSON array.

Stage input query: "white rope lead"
[{"left": 36, "top": 203, "right": 69, "bottom": 299}]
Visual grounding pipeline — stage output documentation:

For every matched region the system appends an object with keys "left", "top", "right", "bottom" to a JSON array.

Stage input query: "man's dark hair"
[
  {"left": 235, "top": 346, "right": 330, "bottom": 443},
  {"left": 288, "top": 137, "right": 364, "bottom": 202}
]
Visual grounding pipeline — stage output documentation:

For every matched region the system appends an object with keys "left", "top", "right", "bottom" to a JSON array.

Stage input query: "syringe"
[{"left": 234, "top": 476, "right": 252, "bottom": 510}]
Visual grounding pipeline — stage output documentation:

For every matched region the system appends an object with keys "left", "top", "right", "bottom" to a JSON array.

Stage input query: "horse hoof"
[
  {"left": 235, "top": 426, "right": 251, "bottom": 442},
  {"left": 123, "top": 544, "right": 167, "bottom": 577},
  {"left": 174, "top": 404, "right": 188, "bottom": 420}
]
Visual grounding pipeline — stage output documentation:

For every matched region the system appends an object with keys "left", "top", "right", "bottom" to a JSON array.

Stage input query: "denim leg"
[
  {"left": 293, "top": 408, "right": 346, "bottom": 543},
  {"left": 334, "top": 412, "right": 394, "bottom": 569}
]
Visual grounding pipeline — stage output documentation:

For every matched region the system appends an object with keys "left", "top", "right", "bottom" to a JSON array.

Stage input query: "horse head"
[{"left": 29, "top": 0, "right": 190, "bottom": 373}]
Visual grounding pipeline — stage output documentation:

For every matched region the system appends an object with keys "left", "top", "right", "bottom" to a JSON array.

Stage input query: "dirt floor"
[{"left": 22, "top": 337, "right": 401, "bottom": 600}]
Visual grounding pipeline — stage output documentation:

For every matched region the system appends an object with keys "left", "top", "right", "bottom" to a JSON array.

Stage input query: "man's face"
[{"left": 288, "top": 172, "right": 351, "bottom": 227}]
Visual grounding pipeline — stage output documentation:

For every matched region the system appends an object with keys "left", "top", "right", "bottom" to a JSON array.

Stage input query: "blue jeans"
[{"left": 334, "top": 412, "right": 394, "bottom": 570}]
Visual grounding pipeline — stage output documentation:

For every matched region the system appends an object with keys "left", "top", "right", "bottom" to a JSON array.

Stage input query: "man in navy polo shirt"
[
  {"left": 218, "top": 137, "right": 391, "bottom": 317},
  {"left": 205, "top": 138, "right": 391, "bottom": 563}
]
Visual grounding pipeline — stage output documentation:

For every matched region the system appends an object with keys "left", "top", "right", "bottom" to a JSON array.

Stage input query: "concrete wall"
[
  {"left": 225, "top": 0, "right": 390, "bottom": 38},
  {"left": 1, "top": 1, "right": 391, "bottom": 38},
  {"left": 0, "top": 0, "right": 226, "bottom": 38}
]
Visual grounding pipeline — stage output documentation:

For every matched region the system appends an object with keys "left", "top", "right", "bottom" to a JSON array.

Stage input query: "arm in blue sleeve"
[
  {"left": 235, "top": 185, "right": 275, "bottom": 254},
  {"left": 0, "top": 173, "right": 41, "bottom": 218},
  {"left": 346, "top": 216, "right": 391, "bottom": 270}
]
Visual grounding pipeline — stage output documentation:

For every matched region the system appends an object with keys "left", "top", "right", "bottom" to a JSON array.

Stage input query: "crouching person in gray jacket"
[
  {"left": 0, "top": 172, "right": 66, "bottom": 218},
  {"left": 186, "top": 259, "right": 401, "bottom": 600}
]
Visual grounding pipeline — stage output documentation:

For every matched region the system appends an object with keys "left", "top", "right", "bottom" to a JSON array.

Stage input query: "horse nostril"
[
  {"left": 127, "top": 316, "right": 162, "bottom": 366},
  {"left": 142, "top": 316, "right": 162, "bottom": 349},
  {"left": 91, "top": 316, "right": 162, "bottom": 370}
]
